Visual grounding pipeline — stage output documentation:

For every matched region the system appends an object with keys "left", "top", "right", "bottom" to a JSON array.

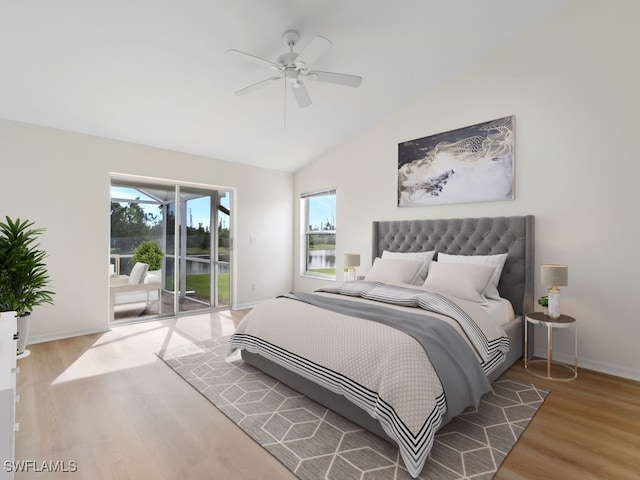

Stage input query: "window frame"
[{"left": 300, "top": 188, "right": 336, "bottom": 279}]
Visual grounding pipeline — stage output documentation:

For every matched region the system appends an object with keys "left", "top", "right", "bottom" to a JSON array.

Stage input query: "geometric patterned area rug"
[{"left": 158, "top": 337, "right": 548, "bottom": 480}]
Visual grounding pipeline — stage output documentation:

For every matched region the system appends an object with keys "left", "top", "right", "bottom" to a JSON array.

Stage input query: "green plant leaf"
[
  {"left": 0, "top": 216, "right": 55, "bottom": 315},
  {"left": 132, "top": 241, "right": 164, "bottom": 271}
]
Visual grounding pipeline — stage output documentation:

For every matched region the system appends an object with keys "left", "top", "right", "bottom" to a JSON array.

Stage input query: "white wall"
[
  {"left": 294, "top": 0, "right": 640, "bottom": 380},
  {"left": 0, "top": 119, "right": 293, "bottom": 342}
]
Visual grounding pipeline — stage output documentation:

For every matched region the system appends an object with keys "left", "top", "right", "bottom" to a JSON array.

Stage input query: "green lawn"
[
  {"left": 309, "top": 268, "right": 336, "bottom": 275},
  {"left": 309, "top": 244, "right": 335, "bottom": 250},
  {"left": 165, "top": 272, "right": 229, "bottom": 305}
]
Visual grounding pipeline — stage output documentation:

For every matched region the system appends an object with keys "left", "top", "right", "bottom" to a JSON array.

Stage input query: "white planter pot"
[
  {"left": 146, "top": 269, "right": 162, "bottom": 283},
  {"left": 16, "top": 312, "right": 31, "bottom": 358}
]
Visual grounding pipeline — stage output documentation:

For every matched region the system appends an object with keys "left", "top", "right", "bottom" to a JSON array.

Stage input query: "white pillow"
[
  {"left": 381, "top": 250, "right": 436, "bottom": 285},
  {"left": 422, "top": 261, "right": 496, "bottom": 304},
  {"left": 436, "top": 252, "right": 508, "bottom": 300},
  {"left": 128, "top": 262, "right": 149, "bottom": 285},
  {"left": 364, "top": 258, "right": 423, "bottom": 285}
]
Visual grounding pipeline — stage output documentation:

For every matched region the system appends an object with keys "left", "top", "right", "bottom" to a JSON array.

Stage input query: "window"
[{"left": 301, "top": 189, "right": 336, "bottom": 278}]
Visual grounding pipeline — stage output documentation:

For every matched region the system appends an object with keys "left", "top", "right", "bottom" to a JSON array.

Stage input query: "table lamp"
[
  {"left": 344, "top": 253, "right": 360, "bottom": 281},
  {"left": 541, "top": 264, "right": 568, "bottom": 319}
]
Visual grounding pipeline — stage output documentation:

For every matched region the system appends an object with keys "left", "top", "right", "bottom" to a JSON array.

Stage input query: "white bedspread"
[{"left": 229, "top": 282, "right": 509, "bottom": 477}]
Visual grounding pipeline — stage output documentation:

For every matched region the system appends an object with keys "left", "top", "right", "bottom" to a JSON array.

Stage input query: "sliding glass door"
[
  {"left": 172, "top": 187, "right": 232, "bottom": 314},
  {"left": 110, "top": 179, "right": 232, "bottom": 323}
]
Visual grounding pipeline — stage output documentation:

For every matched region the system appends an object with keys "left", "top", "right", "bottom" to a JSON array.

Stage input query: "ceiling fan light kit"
[{"left": 227, "top": 29, "right": 363, "bottom": 110}]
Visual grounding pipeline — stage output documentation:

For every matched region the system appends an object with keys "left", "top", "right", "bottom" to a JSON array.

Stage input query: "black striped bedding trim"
[
  {"left": 229, "top": 333, "right": 446, "bottom": 477},
  {"left": 483, "top": 351, "right": 506, "bottom": 375}
]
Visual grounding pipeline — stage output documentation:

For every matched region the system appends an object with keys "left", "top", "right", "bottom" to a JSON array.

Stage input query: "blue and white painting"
[{"left": 398, "top": 116, "right": 515, "bottom": 207}]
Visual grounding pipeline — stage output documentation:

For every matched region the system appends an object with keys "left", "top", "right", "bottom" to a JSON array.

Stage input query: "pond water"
[{"left": 308, "top": 249, "right": 336, "bottom": 270}]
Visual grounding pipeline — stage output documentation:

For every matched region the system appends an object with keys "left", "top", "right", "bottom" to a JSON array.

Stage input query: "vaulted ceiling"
[{"left": 0, "top": 0, "right": 573, "bottom": 172}]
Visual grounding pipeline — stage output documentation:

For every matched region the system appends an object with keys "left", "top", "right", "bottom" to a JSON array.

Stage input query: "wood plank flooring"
[{"left": 14, "top": 310, "right": 640, "bottom": 480}]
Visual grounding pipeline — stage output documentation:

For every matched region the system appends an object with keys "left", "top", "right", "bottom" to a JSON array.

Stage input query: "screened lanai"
[{"left": 109, "top": 180, "right": 232, "bottom": 322}]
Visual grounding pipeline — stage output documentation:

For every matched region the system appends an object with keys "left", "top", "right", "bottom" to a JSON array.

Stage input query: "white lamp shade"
[
  {"left": 541, "top": 264, "right": 568, "bottom": 287},
  {"left": 344, "top": 253, "right": 360, "bottom": 267}
]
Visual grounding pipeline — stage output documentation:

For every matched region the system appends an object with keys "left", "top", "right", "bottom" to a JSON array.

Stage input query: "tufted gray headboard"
[{"left": 372, "top": 216, "right": 534, "bottom": 317}]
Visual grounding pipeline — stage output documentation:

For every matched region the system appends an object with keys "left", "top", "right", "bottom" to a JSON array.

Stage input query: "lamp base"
[
  {"left": 548, "top": 287, "right": 561, "bottom": 319},
  {"left": 347, "top": 267, "right": 356, "bottom": 282},
  {"left": 343, "top": 267, "right": 356, "bottom": 282}
]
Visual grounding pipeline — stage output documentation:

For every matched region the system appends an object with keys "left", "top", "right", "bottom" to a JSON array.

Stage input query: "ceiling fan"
[{"left": 226, "top": 30, "right": 363, "bottom": 109}]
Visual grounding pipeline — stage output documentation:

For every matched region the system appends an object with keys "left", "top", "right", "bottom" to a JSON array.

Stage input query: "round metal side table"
[{"left": 524, "top": 312, "right": 577, "bottom": 381}]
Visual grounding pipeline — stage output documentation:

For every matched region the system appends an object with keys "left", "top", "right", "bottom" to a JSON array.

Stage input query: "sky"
[{"left": 307, "top": 194, "right": 336, "bottom": 231}]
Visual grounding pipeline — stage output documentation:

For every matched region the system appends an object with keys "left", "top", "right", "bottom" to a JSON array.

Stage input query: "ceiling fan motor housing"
[
  {"left": 277, "top": 51, "right": 299, "bottom": 69},
  {"left": 285, "top": 70, "right": 300, "bottom": 85}
]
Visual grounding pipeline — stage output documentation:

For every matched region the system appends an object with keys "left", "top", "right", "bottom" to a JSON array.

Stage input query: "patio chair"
[{"left": 109, "top": 262, "right": 162, "bottom": 321}]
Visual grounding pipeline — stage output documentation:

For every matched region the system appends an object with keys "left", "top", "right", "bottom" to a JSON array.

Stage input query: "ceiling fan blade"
[
  {"left": 290, "top": 81, "right": 312, "bottom": 108},
  {"left": 234, "top": 76, "right": 282, "bottom": 96},
  {"left": 295, "top": 35, "right": 332, "bottom": 69},
  {"left": 226, "top": 49, "right": 282, "bottom": 71},
  {"left": 307, "top": 70, "right": 363, "bottom": 87}
]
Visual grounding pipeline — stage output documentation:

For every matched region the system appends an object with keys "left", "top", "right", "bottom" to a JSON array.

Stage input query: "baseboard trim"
[
  {"left": 28, "top": 326, "right": 111, "bottom": 345},
  {"left": 533, "top": 348, "right": 639, "bottom": 382},
  {"left": 232, "top": 301, "right": 262, "bottom": 310}
]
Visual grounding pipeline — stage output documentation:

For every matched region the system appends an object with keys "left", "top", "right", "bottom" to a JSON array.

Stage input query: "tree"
[
  {"left": 110, "top": 201, "right": 158, "bottom": 252},
  {"left": 218, "top": 220, "right": 229, "bottom": 249}
]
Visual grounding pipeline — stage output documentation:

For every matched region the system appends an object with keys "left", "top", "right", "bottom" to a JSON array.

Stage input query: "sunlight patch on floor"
[
  {"left": 51, "top": 323, "right": 200, "bottom": 385},
  {"left": 218, "top": 310, "right": 237, "bottom": 336},
  {"left": 50, "top": 310, "right": 242, "bottom": 385}
]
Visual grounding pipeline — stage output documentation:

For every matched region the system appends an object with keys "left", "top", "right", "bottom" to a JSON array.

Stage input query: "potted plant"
[
  {"left": 0, "top": 217, "right": 55, "bottom": 357},
  {"left": 132, "top": 241, "right": 164, "bottom": 299},
  {"left": 132, "top": 241, "right": 163, "bottom": 272},
  {"left": 538, "top": 295, "right": 549, "bottom": 315}
]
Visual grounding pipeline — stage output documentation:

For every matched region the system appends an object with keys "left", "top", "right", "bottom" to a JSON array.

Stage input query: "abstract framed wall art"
[{"left": 398, "top": 115, "right": 515, "bottom": 207}]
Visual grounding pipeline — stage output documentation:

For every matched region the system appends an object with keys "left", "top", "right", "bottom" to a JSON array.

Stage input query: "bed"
[{"left": 229, "top": 215, "right": 534, "bottom": 478}]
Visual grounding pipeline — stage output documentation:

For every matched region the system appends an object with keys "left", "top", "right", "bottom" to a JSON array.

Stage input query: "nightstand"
[{"left": 524, "top": 312, "right": 577, "bottom": 381}]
